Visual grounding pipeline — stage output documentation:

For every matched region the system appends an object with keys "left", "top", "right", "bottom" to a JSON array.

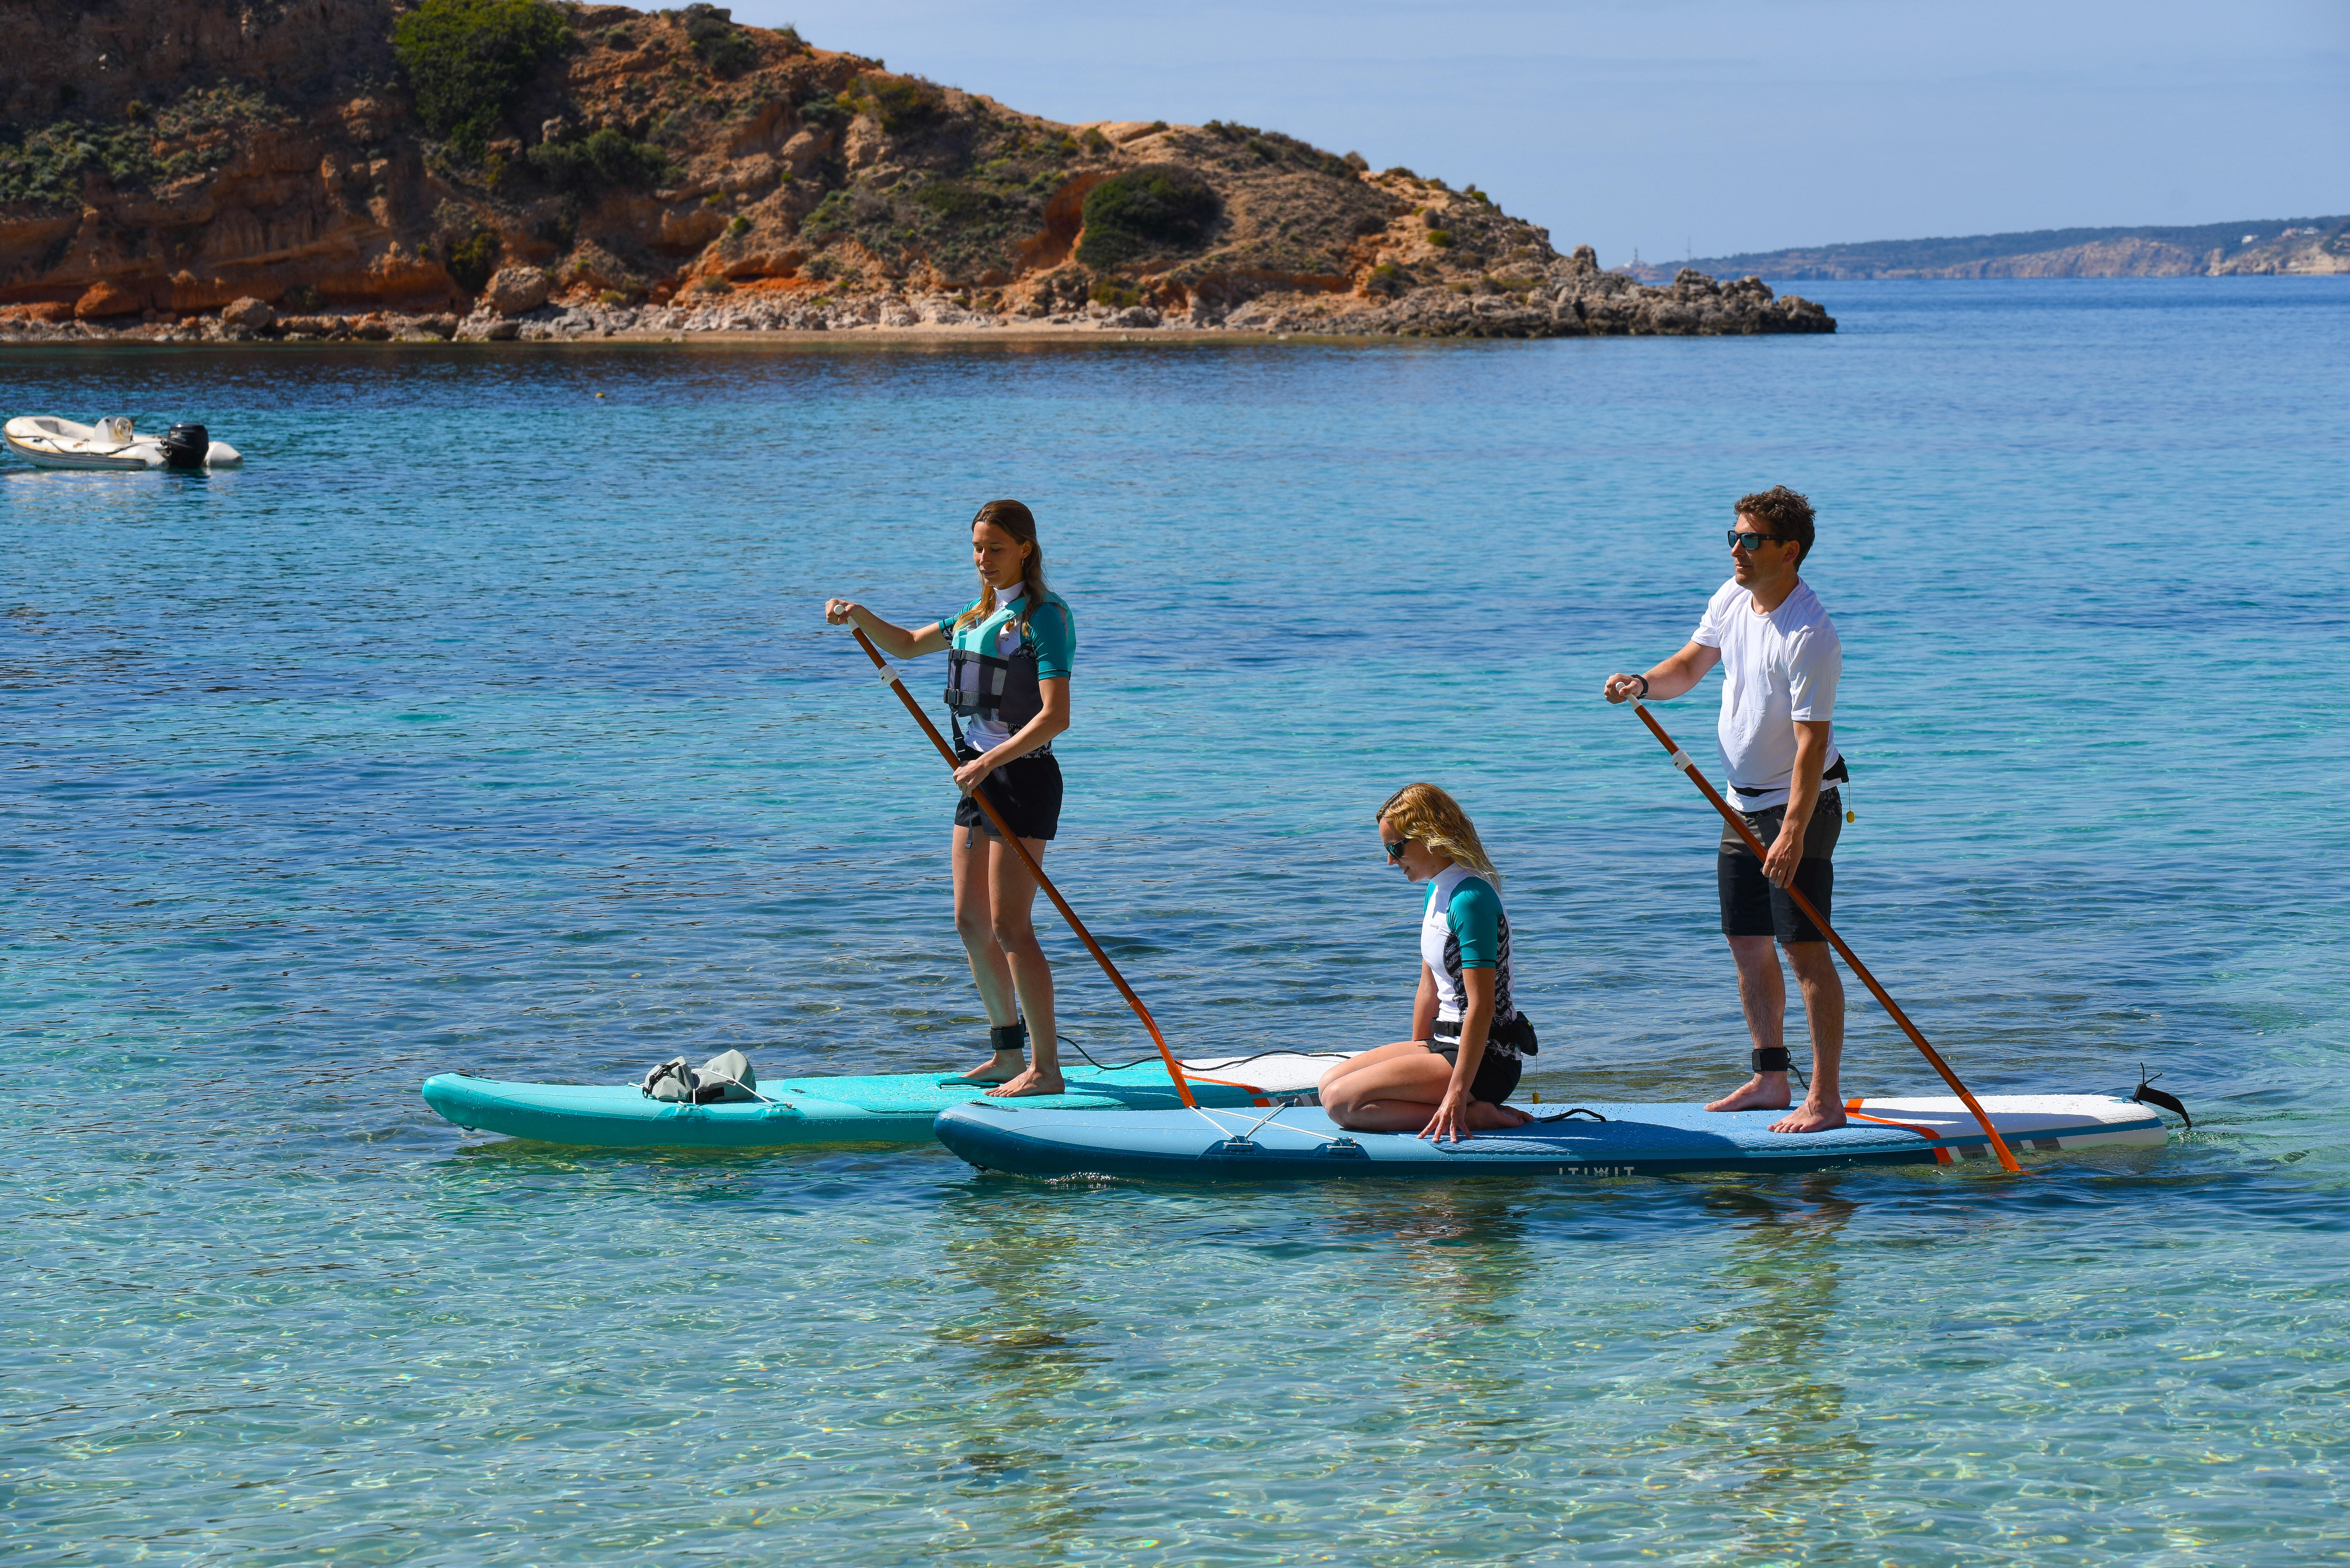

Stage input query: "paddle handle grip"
[
  {"left": 1628, "top": 699, "right": 2021, "bottom": 1173},
  {"left": 846, "top": 624, "right": 1196, "bottom": 1108}
]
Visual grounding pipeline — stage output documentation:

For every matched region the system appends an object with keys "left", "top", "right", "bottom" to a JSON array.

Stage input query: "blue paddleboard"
[
  {"left": 932, "top": 1094, "right": 2170, "bottom": 1180},
  {"left": 420, "top": 1051, "right": 1349, "bottom": 1149}
]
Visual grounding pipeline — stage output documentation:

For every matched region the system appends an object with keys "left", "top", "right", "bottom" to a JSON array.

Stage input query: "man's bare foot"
[
  {"left": 1706, "top": 1073, "right": 1793, "bottom": 1113},
  {"left": 954, "top": 1050, "right": 1026, "bottom": 1084},
  {"left": 1768, "top": 1100, "right": 1847, "bottom": 1135},
  {"left": 1467, "top": 1102, "right": 1534, "bottom": 1131},
  {"left": 984, "top": 1067, "right": 1067, "bottom": 1098}
]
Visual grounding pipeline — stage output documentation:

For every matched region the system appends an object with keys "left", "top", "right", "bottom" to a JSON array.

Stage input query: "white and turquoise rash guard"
[
  {"left": 1420, "top": 862, "right": 1522, "bottom": 1055},
  {"left": 943, "top": 587, "right": 1075, "bottom": 752}
]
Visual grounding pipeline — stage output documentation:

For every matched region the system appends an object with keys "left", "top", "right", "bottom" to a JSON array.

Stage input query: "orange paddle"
[
  {"left": 1624, "top": 697, "right": 2020, "bottom": 1172},
  {"left": 846, "top": 625, "right": 1197, "bottom": 1108}
]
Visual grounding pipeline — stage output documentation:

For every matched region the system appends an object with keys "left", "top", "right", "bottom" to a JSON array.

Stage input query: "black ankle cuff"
[
  {"left": 989, "top": 1020, "right": 1028, "bottom": 1054},
  {"left": 1751, "top": 1047, "right": 1792, "bottom": 1073}
]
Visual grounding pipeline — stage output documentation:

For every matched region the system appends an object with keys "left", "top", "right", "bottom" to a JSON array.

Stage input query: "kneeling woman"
[
  {"left": 824, "top": 499, "right": 1075, "bottom": 1096},
  {"left": 1319, "top": 783, "right": 1537, "bottom": 1142}
]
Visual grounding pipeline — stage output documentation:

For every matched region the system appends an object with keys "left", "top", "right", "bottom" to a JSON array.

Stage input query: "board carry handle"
[
  {"left": 847, "top": 624, "right": 1198, "bottom": 1109},
  {"left": 1625, "top": 697, "right": 2021, "bottom": 1173}
]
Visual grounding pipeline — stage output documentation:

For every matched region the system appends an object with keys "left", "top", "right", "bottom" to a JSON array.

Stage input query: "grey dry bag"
[{"left": 640, "top": 1049, "right": 760, "bottom": 1104}]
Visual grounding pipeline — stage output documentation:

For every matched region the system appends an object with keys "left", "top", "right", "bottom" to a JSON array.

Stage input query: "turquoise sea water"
[{"left": 4, "top": 280, "right": 2346, "bottom": 1564}]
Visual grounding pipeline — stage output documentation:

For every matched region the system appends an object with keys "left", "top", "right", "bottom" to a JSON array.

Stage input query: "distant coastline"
[{"left": 1618, "top": 216, "right": 2350, "bottom": 282}]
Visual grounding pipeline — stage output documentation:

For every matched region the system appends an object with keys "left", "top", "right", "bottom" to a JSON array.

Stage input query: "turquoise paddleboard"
[
  {"left": 421, "top": 1051, "right": 1351, "bottom": 1149},
  {"left": 933, "top": 1094, "right": 2175, "bottom": 1180}
]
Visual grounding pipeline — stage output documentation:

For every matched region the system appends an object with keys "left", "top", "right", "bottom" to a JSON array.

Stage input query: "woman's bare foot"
[
  {"left": 1767, "top": 1099, "right": 1847, "bottom": 1135},
  {"left": 984, "top": 1067, "right": 1067, "bottom": 1098},
  {"left": 1706, "top": 1073, "right": 1793, "bottom": 1113},
  {"left": 1466, "top": 1101, "right": 1534, "bottom": 1131},
  {"left": 955, "top": 1050, "right": 1026, "bottom": 1084}
]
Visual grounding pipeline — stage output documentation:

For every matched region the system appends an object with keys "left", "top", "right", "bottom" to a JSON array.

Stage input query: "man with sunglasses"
[{"left": 1601, "top": 486, "right": 1848, "bottom": 1134}]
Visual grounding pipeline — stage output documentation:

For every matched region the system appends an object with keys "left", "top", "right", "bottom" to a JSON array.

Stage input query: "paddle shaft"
[
  {"left": 847, "top": 625, "right": 1197, "bottom": 1108},
  {"left": 1626, "top": 698, "right": 2020, "bottom": 1172}
]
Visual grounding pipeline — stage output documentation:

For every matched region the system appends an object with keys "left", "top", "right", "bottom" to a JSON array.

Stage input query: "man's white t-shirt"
[{"left": 1690, "top": 577, "right": 1841, "bottom": 812}]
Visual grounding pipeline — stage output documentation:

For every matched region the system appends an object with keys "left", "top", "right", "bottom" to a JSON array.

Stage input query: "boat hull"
[
  {"left": 4, "top": 417, "right": 242, "bottom": 469},
  {"left": 4, "top": 431, "right": 157, "bottom": 469}
]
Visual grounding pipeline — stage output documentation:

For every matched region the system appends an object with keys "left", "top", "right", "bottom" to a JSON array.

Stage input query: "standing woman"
[
  {"left": 824, "top": 500, "right": 1077, "bottom": 1096},
  {"left": 1319, "top": 783, "right": 1537, "bottom": 1141}
]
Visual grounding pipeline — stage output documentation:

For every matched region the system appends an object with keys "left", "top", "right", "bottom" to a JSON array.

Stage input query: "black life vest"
[{"left": 944, "top": 609, "right": 1046, "bottom": 735}]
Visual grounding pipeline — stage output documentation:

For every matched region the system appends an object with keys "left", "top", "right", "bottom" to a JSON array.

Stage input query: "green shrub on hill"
[
  {"left": 912, "top": 181, "right": 990, "bottom": 222},
  {"left": 0, "top": 85, "right": 276, "bottom": 207},
  {"left": 1201, "top": 120, "right": 1355, "bottom": 179},
  {"left": 393, "top": 0, "right": 573, "bottom": 160},
  {"left": 848, "top": 75, "right": 944, "bottom": 134},
  {"left": 682, "top": 4, "right": 756, "bottom": 77},
  {"left": 447, "top": 229, "right": 501, "bottom": 290},
  {"left": 1076, "top": 166, "right": 1221, "bottom": 267},
  {"left": 801, "top": 170, "right": 1042, "bottom": 282},
  {"left": 526, "top": 127, "right": 671, "bottom": 192}
]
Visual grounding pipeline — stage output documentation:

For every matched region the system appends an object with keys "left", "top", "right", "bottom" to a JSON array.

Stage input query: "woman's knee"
[
  {"left": 953, "top": 905, "right": 995, "bottom": 946},
  {"left": 989, "top": 914, "right": 1039, "bottom": 954}
]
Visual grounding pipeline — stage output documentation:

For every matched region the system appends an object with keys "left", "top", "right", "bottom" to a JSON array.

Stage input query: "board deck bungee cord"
[
  {"left": 420, "top": 1051, "right": 1353, "bottom": 1150},
  {"left": 932, "top": 1094, "right": 2171, "bottom": 1181}
]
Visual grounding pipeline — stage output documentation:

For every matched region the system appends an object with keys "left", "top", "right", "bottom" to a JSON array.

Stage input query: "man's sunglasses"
[
  {"left": 1728, "top": 530, "right": 1791, "bottom": 552},
  {"left": 1384, "top": 838, "right": 1412, "bottom": 863}
]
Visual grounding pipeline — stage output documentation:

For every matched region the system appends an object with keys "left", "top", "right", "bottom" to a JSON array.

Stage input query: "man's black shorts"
[{"left": 1718, "top": 789, "right": 1842, "bottom": 943}]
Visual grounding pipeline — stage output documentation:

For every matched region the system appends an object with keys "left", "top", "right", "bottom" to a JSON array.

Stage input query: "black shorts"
[
  {"left": 1719, "top": 788, "right": 1841, "bottom": 943},
  {"left": 954, "top": 744, "right": 1063, "bottom": 841},
  {"left": 1431, "top": 1044, "right": 1524, "bottom": 1104}
]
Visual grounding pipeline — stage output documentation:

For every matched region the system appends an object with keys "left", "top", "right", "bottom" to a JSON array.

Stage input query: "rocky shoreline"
[{"left": 0, "top": 253, "right": 1829, "bottom": 345}]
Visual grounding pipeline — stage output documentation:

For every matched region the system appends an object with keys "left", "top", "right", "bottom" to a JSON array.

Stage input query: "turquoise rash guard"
[{"left": 1419, "top": 863, "right": 1522, "bottom": 1056}]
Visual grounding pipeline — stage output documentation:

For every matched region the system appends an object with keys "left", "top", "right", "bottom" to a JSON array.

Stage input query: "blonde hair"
[
  {"left": 1376, "top": 782, "right": 1500, "bottom": 883},
  {"left": 954, "top": 499, "right": 1049, "bottom": 633}
]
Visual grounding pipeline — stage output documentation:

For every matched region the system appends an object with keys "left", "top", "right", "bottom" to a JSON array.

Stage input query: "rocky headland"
[{"left": 0, "top": 0, "right": 1832, "bottom": 344}]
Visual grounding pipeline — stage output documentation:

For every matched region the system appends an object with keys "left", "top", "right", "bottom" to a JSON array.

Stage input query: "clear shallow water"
[{"left": 4, "top": 279, "right": 2346, "bottom": 1564}]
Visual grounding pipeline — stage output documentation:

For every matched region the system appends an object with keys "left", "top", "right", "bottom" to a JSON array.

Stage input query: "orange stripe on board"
[{"left": 1845, "top": 1099, "right": 1953, "bottom": 1146}]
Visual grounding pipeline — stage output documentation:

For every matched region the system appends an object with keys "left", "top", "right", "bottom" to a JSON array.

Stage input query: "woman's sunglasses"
[
  {"left": 1728, "top": 530, "right": 1791, "bottom": 552},
  {"left": 1384, "top": 838, "right": 1412, "bottom": 863}
]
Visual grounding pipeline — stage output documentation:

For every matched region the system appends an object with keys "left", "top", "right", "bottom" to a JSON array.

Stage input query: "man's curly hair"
[{"left": 1735, "top": 486, "right": 1816, "bottom": 564}]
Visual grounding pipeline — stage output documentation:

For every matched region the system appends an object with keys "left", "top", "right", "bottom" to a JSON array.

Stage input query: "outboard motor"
[{"left": 161, "top": 423, "right": 210, "bottom": 470}]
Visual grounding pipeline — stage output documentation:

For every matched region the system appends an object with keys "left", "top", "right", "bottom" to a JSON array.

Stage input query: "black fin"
[{"left": 2131, "top": 1065, "right": 2192, "bottom": 1131}]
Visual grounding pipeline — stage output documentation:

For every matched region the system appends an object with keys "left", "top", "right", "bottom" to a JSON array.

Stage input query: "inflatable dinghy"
[
  {"left": 4, "top": 415, "right": 240, "bottom": 470},
  {"left": 934, "top": 1094, "right": 2173, "bottom": 1180},
  {"left": 421, "top": 1050, "right": 1356, "bottom": 1150}
]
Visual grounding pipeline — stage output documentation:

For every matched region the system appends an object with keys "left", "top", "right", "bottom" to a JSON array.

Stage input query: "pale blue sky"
[{"left": 728, "top": 0, "right": 2348, "bottom": 265}]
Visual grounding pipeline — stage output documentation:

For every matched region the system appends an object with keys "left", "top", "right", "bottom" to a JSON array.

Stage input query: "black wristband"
[{"left": 1630, "top": 674, "right": 1650, "bottom": 698}]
